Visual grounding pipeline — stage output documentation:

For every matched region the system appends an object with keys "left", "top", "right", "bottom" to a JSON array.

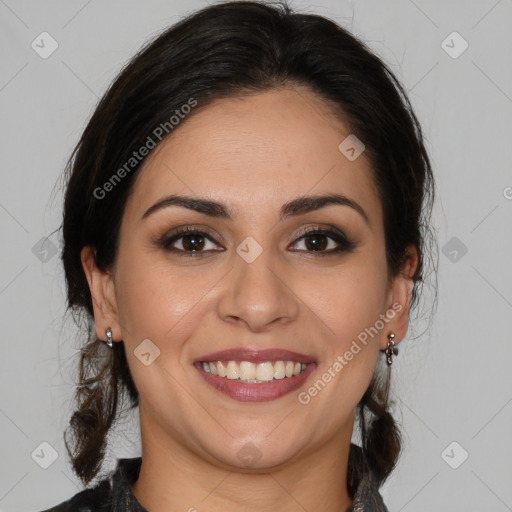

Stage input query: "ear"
[
  {"left": 81, "top": 245, "right": 121, "bottom": 343},
  {"left": 379, "top": 244, "right": 418, "bottom": 350}
]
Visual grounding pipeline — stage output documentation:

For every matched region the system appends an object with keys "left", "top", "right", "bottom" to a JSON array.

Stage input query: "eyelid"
[
  {"left": 157, "top": 225, "right": 226, "bottom": 252},
  {"left": 289, "top": 224, "right": 350, "bottom": 244},
  {"left": 288, "top": 225, "right": 355, "bottom": 252},
  {"left": 157, "top": 223, "right": 355, "bottom": 255},
  {"left": 160, "top": 224, "right": 223, "bottom": 241}
]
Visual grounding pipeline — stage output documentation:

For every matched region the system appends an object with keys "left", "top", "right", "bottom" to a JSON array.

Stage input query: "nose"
[{"left": 216, "top": 248, "right": 299, "bottom": 332}]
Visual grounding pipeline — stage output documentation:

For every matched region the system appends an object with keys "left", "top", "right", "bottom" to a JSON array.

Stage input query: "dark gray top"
[{"left": 41, "top": 446, "right": 388, "bottom": 512}]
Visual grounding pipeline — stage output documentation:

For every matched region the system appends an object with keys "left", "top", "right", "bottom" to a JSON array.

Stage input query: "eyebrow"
[{"left": 142, "top": 193, "right": 369, "bottom": 225}]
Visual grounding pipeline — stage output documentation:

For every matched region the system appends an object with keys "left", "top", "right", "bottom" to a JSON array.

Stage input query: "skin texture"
[{"left": 81, "top": 86, "right": 417, "bottom": 512}]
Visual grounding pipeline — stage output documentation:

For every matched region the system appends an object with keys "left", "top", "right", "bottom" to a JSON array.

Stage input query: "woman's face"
[{"left": 84, "top": 86, "right": 413, "bottom": 470}]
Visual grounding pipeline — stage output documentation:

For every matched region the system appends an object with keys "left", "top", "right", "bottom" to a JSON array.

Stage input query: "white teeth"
[
  {"left": 256, "top": 362, "right": 274, "bottom": 381},
  {"left": 226, "top": 361, "right": 239, "bottom": 379},
  {"left": 239, "top": 361, "right": 256, "bottom": 380},
  {"left": 273, "top": 361, "right": 285, "bottom": 380},
  {"left": 217, "top": 361, "right": 227, "bottom": 377},
  {"left": 201, "top": 360, "right": 308, "bottom": 382}
]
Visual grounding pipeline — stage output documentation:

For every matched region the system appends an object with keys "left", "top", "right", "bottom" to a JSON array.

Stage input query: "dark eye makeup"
[{"left": 156, "top": 224, "right": 357, "bottom": 258}]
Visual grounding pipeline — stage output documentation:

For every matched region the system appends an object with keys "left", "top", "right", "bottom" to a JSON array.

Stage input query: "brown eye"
[
  {"left": 303, "top": 233, "right": 329, "bottom": 251},
  {"left": 289, "top": 228, "right": 356, "bottom": 255},
  {"left": 181, "top": 233, "right": 206, "bottom": 251},
  {"left": 159, "top": 227, "right": 223, "bottom": 255}
]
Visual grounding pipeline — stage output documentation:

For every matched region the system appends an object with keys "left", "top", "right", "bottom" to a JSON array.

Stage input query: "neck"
[{"left": 131, "top": 410, "right": 354, "bottom": 512}]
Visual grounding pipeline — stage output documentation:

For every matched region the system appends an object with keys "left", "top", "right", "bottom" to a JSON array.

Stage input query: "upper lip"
[{"left": 194, "top": 348, "right": 317, "bottom": 364}]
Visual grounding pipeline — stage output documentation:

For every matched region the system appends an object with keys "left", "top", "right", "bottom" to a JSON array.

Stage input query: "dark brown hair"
[{"left": 60, "top": 0, "right": 436, "bottom": 493}]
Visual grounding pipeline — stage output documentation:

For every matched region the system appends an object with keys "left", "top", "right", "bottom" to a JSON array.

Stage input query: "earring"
[
  {"left": 385, "top": 333, "right": 398, "bottom": 365},
  {"left": 105, "top": 328, "right": 113, "bottom": 348},
  {"left": 383, "top": 332, "right": 398, "bottom": 406}
]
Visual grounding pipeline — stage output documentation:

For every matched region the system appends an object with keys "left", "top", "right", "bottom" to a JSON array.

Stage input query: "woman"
[{"left": 43, "top": 1, "right": 435, "bottom": 510}]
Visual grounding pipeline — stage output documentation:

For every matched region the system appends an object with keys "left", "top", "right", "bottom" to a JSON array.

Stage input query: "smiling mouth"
[
  {"left": 194, "top": 359, "right": 316, "bottom": 402},
  {"left": 199, "top": 360, "right": 308, "bottom": 383}
]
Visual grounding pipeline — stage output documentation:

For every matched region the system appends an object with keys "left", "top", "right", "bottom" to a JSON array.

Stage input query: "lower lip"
[{"left": 195, "top": 362, "right": 317, "bottom": 402}]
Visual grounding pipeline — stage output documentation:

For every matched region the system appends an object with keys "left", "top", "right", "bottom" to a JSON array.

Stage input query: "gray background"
[{"left": 1, "top": 1, "right": 511, "bottom": 511}]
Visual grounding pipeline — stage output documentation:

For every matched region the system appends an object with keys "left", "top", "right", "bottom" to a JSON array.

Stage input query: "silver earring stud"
[
  {"left": 105, "top": 328, "right": 113, "bottom": 348},
  {"left": 385, "top": 333, "right": 398, "bottom": 365}
]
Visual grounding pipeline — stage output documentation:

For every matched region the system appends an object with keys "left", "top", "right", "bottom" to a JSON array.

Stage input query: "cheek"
[
  {"left": 294, "top": 253, "right": 389, "bottom": 409},
  {"left": 294, "top": 263, "right": 387, "bottom": 424},
  {"left": 297, "top": 259, "right": 389, "bottom": 345},
  {"left": 113, "top": 246, "right": 199, "bottom": 340},
  {"left": 112, "top": 251, "right": 205, "bottom": 410},
  {"left": 112, "top": 247, "right": 225, "bottom": 380}
]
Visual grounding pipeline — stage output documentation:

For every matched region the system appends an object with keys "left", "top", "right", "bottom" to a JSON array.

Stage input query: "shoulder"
[
  {"left": 38, "top": 478, "right": 112, "bottom": 512},
  {"left": 347, "top": 444, "right": 389, "bottom": 512},
  {"left": 37, "top": 456, "right": 145, "bottom": 512}
]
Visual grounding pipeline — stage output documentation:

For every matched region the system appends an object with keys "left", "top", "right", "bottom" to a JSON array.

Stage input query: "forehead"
[{"left": 126, "top": 87, "right": 381, "bottom": 223}]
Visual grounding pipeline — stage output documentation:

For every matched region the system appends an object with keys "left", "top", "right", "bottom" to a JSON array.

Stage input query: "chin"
[{"left": 202, "top": 435, "right": 305, "bottom": 472}]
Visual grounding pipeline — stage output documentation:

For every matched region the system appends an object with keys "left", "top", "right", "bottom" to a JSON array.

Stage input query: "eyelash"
[{"left": 158, "top": 225, "right": 356, "bottom": 257}]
